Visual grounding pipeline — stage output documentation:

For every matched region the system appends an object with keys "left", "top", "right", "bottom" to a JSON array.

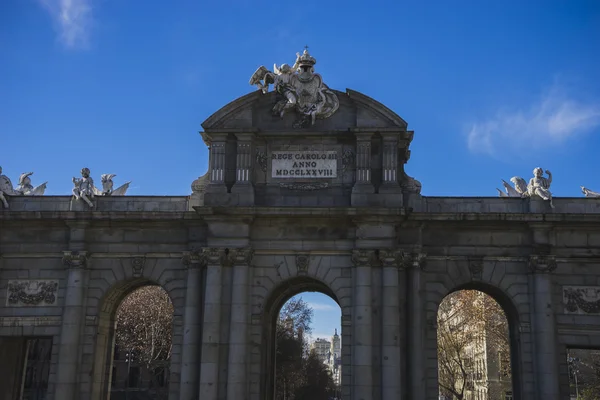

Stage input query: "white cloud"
[
  {"left": 467, "top": 85, "right": 600, "bottom": 157},
  {"left": 39, "top": 0, "right": 93, "bottom": 49},
  {"left": 307, "top": 302, "right": 337, "bottom": 311}
]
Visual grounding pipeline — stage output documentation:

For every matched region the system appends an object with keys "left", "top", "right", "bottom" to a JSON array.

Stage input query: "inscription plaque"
[{"left": 271, "top": 151, "right": 337, "bottom": 178}]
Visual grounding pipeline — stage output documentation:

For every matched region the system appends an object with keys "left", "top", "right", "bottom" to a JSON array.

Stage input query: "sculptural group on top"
[
  {"left": 249, "top": 48, "right": 339, "bottom": 128},
  {"left": 0, "top": 166, "right": 130, "bottom": 209}
]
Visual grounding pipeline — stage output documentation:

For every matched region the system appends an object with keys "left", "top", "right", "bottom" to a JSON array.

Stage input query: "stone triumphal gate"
[{"left": 1, "top": 50, "right": 600, "bottom": 400}]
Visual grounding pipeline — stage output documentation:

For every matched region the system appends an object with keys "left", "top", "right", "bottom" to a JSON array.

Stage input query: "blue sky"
[
  {"left": 284, "top": 293, "right": 341, "bottom": 344},
  {"left": 1, "top": 1, "right": 600, "bottom": 197}
]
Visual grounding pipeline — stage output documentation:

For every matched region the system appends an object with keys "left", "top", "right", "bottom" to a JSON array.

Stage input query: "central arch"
[{"left": 260, "top": 276, "right": 341, "bottom": 400}]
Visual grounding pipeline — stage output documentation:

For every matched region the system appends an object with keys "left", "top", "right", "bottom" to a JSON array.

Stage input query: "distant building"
[{"left": 310, "top": 338, "right": 331, "bottom": 364}]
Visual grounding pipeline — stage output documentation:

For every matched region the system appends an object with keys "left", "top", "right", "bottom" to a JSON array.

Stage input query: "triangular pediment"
[{"left": 201, "top": 89, "right": 408, "bottom": 132}]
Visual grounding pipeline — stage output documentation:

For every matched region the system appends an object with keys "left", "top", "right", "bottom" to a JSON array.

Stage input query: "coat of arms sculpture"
[{"left": 249, "top": 48, "right": 339, "bottom": 128}]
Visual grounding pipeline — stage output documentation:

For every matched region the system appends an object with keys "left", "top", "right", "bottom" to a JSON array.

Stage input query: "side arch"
[
  {"left": 85, "top": 257, "right": 188, "bottom": 400},
  {"left": 427, "top": 276, "right": 531, "bottom": 400}
]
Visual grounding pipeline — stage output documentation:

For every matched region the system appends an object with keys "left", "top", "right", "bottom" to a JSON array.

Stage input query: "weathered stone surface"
[{"left": 2, "top": 85, "right": 600, "bottom": 400}]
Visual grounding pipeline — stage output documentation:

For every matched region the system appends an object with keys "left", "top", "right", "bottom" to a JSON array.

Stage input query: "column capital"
[
  {"left": 378, "top": 249, "right": 403, "bottom": 268},
  {"left": 62, "top": 251, "right": 89, "bottom": 269},
  {"left": 399, "top": 251, "right": 427, "bottom": 270},
  {"left": 203, "top": 247, "right": 228, "bottom": 266},
  {"left": 351, "top": 249, "right": 378, "bottom": 267},
  {"left": 529, "top": 254, "right": 557, "bottom": 273},
  {"left": 228, "top": 247, "right": 254, "bottom": 266},
  {"left": 182, "top": 250, "right": 207, "bottom": 269}
]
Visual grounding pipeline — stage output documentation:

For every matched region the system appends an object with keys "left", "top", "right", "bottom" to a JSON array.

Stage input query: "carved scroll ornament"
[{"left": 7, "top": 280, "right": 58, "bottom": 306}]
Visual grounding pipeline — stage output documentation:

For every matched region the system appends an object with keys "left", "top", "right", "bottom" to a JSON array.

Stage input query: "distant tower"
[{"left": 330, "top": 329, "right": 342, "bottom": 386}]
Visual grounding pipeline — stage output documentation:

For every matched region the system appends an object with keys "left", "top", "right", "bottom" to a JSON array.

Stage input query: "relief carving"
[
  {"left": 131, "top": 256, "right": 146, "bottom": 277},
  {"left": 279, "top": 182, "right": 329, "bottom": 191},
  {"left": 296, "top": 254, "right": 310, "bottom": 275},
  {"left": 7, "top": 280, "right": 59, "bottom": 306},
  {"left": 564, "top": 286, "right": 600, "bottom": 314}
]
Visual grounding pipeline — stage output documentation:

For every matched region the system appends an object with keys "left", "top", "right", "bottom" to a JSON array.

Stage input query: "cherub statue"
[
  {"left": 72, "top": 167, "right": 96, "bottom": 208},
  {"left": 581, "top": 186, "right": 600, "bottom": 198},
  {"left": 0, "top": 167, "right": 47, "bottom": 209},
  {"left": 528, "top": 168, "right": 554, "bottom": 207},
  {"left": 497, "top": 168, "right": 554, "bottom": 208},
  {"left": 94, "top": 174, "right": 131, "bottom": 196}
]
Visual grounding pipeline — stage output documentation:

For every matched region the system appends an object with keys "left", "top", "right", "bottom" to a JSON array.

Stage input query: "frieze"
[
  {"left": 564, "top": 286, "right": 600, "bottom": 315},
  {"left": 0, "top": 316, "right": 62, "bottom": 326},
  {"left": 279, "top": 182, "right": 329, "bottom": 191},
  {"left": 7, "top": 280, "right": 59, "bottom": 307}
]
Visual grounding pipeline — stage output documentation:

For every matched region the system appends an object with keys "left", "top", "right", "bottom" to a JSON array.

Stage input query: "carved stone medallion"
[
  {"left": 7, "top": 280, "right": 59, "bottom": 307},
  {"left": 131, "top": 256, "right": 146, "bottom": 277}
]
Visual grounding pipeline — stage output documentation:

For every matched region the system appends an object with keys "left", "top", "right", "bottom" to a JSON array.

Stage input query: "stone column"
[
  {"left": 231, "top": 133, "right": 255, "bottom": 205},
  {"left": 530, "top": 255, "right": 560, "bottom": 399},
  {"left": 380, "top": 133, "right": 399, "bottom": 187},
  {"left": 55, "top": 251, "right": 88, "bottom": 400},
  {"left": 378, "top": 250, "right": 402, "bottom": 400},
  {"left": 403, "top": 251, "right": 426, "bottom": 400},
  {"left": 199, "top": 248, "right": 226, "bottom": 400},
  {"left": 352, "top": 133, "right": 375, "bottom": 192},
  {"left": 179, "top": 250, "right": 207, "bottom": 400},
  {"left": 207, "top": 134, "right": 228, "bottom": 193},
  {"left": 226, "top": 248, "right": 253, "bottom": 400},
  {"left": 351, "top": 250, "right": 375, "bottom": 400}
]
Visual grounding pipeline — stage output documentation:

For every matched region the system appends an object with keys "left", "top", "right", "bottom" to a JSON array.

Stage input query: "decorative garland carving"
[
  {"left": 341, "top": 149, "right": 355, "bottom": 172},
  {"left": 564, "top": 286, "right": 600, "bottom": 314},
  {"left": 7, "top": 280, "right": 58, "bottom": 306},
  {"left": 296, "top": 254, "right": 310, "bottom": 275},
  {"left": 279, "top": 182, "right": 329, "bottom": 191},
  {"left": 255, "top": 150, "right": 268, "bottom": 172}
]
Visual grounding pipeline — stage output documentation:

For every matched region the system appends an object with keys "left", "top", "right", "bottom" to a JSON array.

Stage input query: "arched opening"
[
  {"left": 261, "top": 277, "right": 343, "bottom": 400},
  {"left": 91, "top": 279, "right": 175, "bottom": 400},
  {"left": 437, "top": 286, "right": 520, "bottom": 400}
]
